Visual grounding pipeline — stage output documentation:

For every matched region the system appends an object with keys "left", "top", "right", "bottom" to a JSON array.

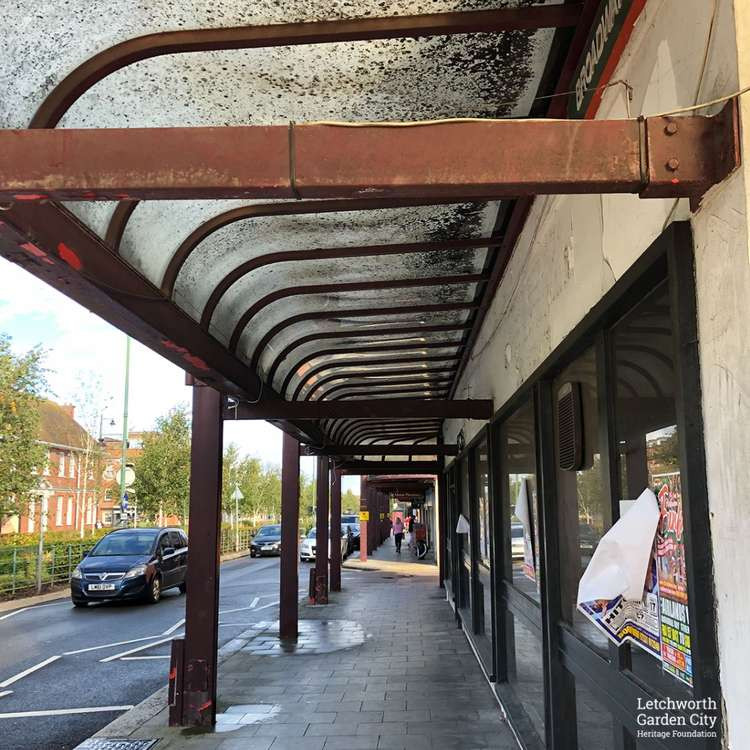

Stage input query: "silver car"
[{"left": 300, "top": 527, "right": 349, "bottom": 562}]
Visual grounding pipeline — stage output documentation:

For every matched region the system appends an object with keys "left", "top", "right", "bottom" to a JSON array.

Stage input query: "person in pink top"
[{"left": 392, "top": 516, "right": 405, "bottom": 554}]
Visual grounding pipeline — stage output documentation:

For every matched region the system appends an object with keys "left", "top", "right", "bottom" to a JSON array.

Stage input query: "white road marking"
[
  {"left": 0, "top": 691, "right": 12, "bottom": 699},
  {"left": 64, "top": 634, "right": 165, "bottom": 656},
  {"left": 161, "top": 618, "right": 185, "bottom": 636},
  {"left": 0, "top": 602, "right": 66, "bottom": 622},
  {"left": 100, "top": 635, "right": 179, "bottom": 663},
  {"left": 0, "top": 705, "right": 133, "bottom": 719},
  {"left": 218, "top": 605, "right": 257, "bottom": 615},
  {"left": 120, "top": 656, "right": 170, "bottom": 661},
  {"left": 249, "top": 597, "right": 260, "bottom": 608},
  {"left": 0, "top": 655, "right": 61, "bottom": 688},
  {"left": 254, "top": 600, "right": 280, "bottom": 612}
]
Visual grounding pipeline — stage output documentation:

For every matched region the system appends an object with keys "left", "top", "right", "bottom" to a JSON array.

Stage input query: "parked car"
[
  {"left": 300, "top": 527, "right": 349, "bottom": 562},
  {"left": 70, "top": 527, "right": 187, "bottom": 607},
  {"left": 341, "top": 514, "right": 359, "bottom": 526},
  {"left": 250, "top": 524, "right": 282, "bottom": 557},
  {"left": 345, "top": 522, "right": 361, "bottom": 552}
]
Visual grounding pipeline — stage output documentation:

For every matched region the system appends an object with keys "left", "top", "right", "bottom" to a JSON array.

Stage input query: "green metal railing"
[
  {"left": 0, "top": 541, "right": 90, "bottom": 598},
  {"left": 0, "top": 529, "right": 254, "bottom": 599}
]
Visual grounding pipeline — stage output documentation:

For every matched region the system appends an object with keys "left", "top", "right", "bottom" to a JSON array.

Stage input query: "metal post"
[
  {"left": 314, "top": 456, "right": 329, "bottom": 604},
  {"left": 11, "top": 548, "right": 17, "bottom": 595},
  {"left": 359, "top": 477, "right": 368, "bottom": 562},
  {"left": 280, "top": 433, "right": 300, "bottom": 639},
  {"left": 177, "top": 384, "right": 223, "bottom": 727},
  {"left": 119, "top": 336, "right": 131, "bottom": 516},
  {"left": 35, "top": 497, "right": 45, "bottom": 594},
  {"left": 330, "top": 469, "right": 342, "bottom": 593},
  {"left": 437, "top": 455, "right": 447, "bottom": 587}
]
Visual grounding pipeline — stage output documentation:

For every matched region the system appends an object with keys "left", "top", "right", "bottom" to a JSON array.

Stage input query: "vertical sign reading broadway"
[{"left": 568, "top": 0, "right": 647, "bottom": 119}]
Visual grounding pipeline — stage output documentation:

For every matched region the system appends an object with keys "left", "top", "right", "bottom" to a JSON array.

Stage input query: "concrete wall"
[{"left": 445, "top": 1, "right": 750, "bottom": 745}]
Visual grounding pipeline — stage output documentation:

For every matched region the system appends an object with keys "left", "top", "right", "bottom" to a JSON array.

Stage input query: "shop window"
[
  {"left": 473, "top": 439, "right": 493, "bottom": 662},
  {"left": 613, "top": 281, "right": 693, "bottom": 694},
  {"left": 554, "top": 347, "right": 610, "bottom": 653},
  {"left": 573, "top": 670, "right": 616, "bottom": 749},
  {"left": 501, "top": 398, "right": 541, "bottom": 602},
  {"left": 457, "top": 458, "right": 472, "bottom": 619}
]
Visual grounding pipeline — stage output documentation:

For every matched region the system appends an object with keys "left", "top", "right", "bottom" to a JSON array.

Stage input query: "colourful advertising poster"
[
  {"left": 654, "top": 472, "right": 693, "bottom": 687},
  {"left": 578, "top": 556, "right": 662, "bottom": 659}
]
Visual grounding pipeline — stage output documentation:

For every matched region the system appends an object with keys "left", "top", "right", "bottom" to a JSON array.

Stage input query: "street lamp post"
[{"left": 118, "top": 336, "right": 131, "bottom": 522}]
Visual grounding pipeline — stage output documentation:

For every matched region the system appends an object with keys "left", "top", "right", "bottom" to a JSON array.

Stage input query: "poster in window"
[{"left": 654, "top": 472, "right": 693, "bottom": 687}]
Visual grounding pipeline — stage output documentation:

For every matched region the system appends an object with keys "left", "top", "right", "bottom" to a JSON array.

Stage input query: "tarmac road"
[{"left": 0, "top": 554, "right": 294, "bottom": 750}]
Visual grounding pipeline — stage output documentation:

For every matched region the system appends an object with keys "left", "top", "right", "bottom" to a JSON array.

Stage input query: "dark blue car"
[{"left": 70, "top": 527, "right": 188, "bottom": 607}]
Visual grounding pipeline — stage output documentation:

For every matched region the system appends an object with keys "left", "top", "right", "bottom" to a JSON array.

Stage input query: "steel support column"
[
  {"left": 330, "top": 469, "right": 342, "bottom": 593},
  {"left": 359, "top": 477, "right": 368, "bottom": 563},
  {"left": 280, "top": 432, "right": 300, "bottom": 639},
  {"left": 180, "top": 384, "right": 223, "bottom": 727},
  {"left": 314, "top": 456, "right": 330, "bottom": 604},
  {"left": 437, "top": 460, "right": 447, "bottom": 588}
]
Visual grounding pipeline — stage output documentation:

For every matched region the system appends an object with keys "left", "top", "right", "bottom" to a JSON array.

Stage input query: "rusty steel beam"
[
  {"left": 200, "top": 238, "right": 496, "bottom": 327},
  {"left": 181, "top": 385, "right": 223, "bottom": 727},
  {"left": 328, "top": 387, "right": 449, "bottom": 403},
  {"left": 278, "top": 340, "right": 464, "bottom": 396},
  {"left": 229, "top": 275, "right": 486, "bottom": 353},
  {"left": 31, "top": 5, "right": 583, "bottom": 129},
  {"left": 302, "top": 444, "right": 457, "bottom": 457},
  {"left": 253, "top": 303, "right": 473, "bottom": 378},
  {"left": 291, "top": 353, "right": 462, "bottom": 401},
  {"left": 280, "top": 432, "right": 300, "bottom": 639},
  {"left": 225, "top": 398, "right": 491, "bottom": 420},
  {"left": 330, "top": 469, "right": 342, "bottom": 593},
  {"left": 314, "top": 456, "right": 330, "bottom": 605},
  {"left": 266, "top": 324, "right": 471, "bottom": 385},
  {"left": 3, "top": 103, "right": 740, "bottom": 202}
]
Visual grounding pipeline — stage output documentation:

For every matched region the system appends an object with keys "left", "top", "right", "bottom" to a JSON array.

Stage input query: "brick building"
[{"left": 0, "top": 400, "right": 110, "bottom": 535}]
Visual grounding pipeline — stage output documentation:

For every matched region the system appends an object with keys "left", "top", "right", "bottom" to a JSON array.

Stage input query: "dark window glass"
[
  {"left": 554, "top": 347, "right": 610, "bottom": 653},
  {"left": 169, "top": 531, "right": 182, "bottom": 548},
  {"left": 613, "top": 282, "right": 692, "bottom": 695},
  {"left": 475, "top": 440, "right": 490, "bottom": 567},
  {"left": 473, "top": 439, "right": 493, "bottom": 660},
  {"left": 457, "top": 458, "right": 472, "bottom": 620},
  {"left": 501, "top": 398, "right": 541, "bottom": 603},
  {"left": 573, "top": 670, "right": 615, "bottom": 749},
  {"left": 159, "top": 534, "right": 171, "bottom": 552},
  {"left": 92, "top": 531, "right": 157, "bottom": 556}
]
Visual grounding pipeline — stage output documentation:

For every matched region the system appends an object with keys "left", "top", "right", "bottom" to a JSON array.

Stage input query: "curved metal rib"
[
  {"left": 304, "top": 366, "right": 457, "bottom": 402},
  {"left": 229, "top": 273, "right": 486, "bottom": 353},
  {"left": 251, "top": 302, "right": 473, "bottom": 376},
  {"left": 291, "top": 353, "right": 461, "bottom": 401},
  {"left": 278, "top": 339, "right": 465, "bottom": 398},
  {"left": 200, "top": 238, "right": 495, "bottom": 328}
]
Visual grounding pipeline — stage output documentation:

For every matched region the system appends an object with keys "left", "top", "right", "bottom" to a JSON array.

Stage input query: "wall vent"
[{"left": 557, "top": 381, "right": 583, "bottom": 471}]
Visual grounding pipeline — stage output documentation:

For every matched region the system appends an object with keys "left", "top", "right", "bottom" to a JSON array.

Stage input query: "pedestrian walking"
[
  {"left": 406, "top": 514, "right": 415, "bottom": 550},
  {"left": 393, "top": 515, "right": 405, "bottom": 553}
]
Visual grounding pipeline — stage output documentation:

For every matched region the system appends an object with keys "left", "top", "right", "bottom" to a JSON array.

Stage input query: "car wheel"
[
  {"left": 72, "top": 598, "right": 88, "bottom": 608},
  {"left": 250, "top": 550, "right": 256, "bottom": 558},
  {"left": 145, "top": 575, "right": 162, "bottom": 604},
  {"left": 178, "top": 580, "right": 187, "bottom": 594}
]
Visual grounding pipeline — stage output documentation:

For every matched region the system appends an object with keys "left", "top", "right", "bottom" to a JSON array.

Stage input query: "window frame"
[{"left": 443, "top": 223, "right": 720, "bottom": 750}]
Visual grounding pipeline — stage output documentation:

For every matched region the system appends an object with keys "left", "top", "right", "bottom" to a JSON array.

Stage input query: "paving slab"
[{"left": 80, "top": 539, "right": 518, "bottom": 750}]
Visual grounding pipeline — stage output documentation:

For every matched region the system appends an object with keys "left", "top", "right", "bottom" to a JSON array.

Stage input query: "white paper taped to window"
[
  {"left": 576, "top": 487, "right": 660, "bottom": 605},
  {"left": 514, "top": 480, "right": 530, "bottom": 529},
  {"left": 455, "top": 514, "right": 470, "bottom": 534}
]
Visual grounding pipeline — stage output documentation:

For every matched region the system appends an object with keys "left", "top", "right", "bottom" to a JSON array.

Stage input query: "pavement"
[
  {"left": 89, "top": 538, "right": 520, "bottom": 749},
  {"left": 0, "top": 553, "right": 290, "bottom": 750}
]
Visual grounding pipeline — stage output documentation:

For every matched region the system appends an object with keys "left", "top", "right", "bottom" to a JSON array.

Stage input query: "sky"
[{"left": 0, "top": 256, "right": 356, "bottom": 490}]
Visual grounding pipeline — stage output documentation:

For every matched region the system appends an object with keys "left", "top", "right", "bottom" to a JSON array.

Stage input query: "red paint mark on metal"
[
  {"left": 57, "top": 242, "right": 83, "bottom": 270},
  {"left": 169, "top": 668, "right": 177, "bottom": 680},
  {"left": 20, "top": 241, "right": 47, "bottom": 258},
  {"left": 13, "top": 194, "right": 47, "bottom": 201},
  {"left": 81, "top": 191, "right": 97, "bottom": 199},
  {"left": 199, "top": 701, "right": 212, "bottom": 712},
  {"left": 671, "top": 178, "right": 680, "bottom": 185},
  {"left": 183, "top": 353, "right": 210, "bottom": 371},
  {"left": 42, "top": 257, "right": 55, "bottom": 265}
]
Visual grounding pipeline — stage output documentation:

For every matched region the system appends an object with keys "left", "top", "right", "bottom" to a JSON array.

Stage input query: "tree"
[
  {"left": 132, "top": 404, "right": 191, "bottom": 523},
  {"left": 0, "top": 335, "right": 47, "bottom": 520},
  {"left": 342, "top": 488, "right": 359, "bottom": 514}
]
